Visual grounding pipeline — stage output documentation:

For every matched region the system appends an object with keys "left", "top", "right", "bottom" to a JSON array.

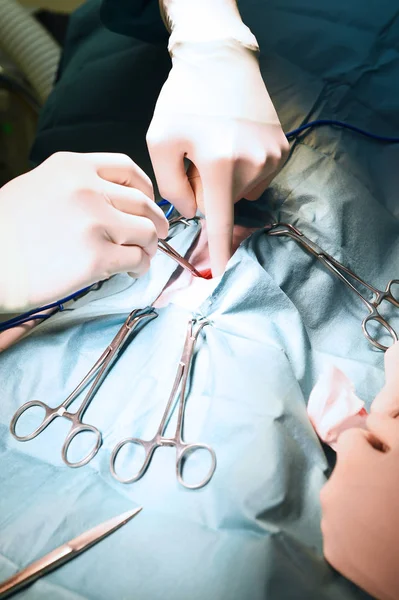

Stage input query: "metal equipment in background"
[
  {"left": 0, "top": 0, "right": 61, "bottom": 186},
  {"left": 0, "top": 50, "right": 40, "bottom": 186}
]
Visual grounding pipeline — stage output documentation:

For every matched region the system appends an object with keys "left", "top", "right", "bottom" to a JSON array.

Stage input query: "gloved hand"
[
  {"left": 147, "top": 39, "right": 289, "bottom": 275},
  {"left": 370, "top": 340, "right": 399, "bottom": 417},
  {"left": 0, "top": 152, "right": 168, "bottom": 312},
  {"left": 320, "top": 414, "right": 399, "bottom": 600}
]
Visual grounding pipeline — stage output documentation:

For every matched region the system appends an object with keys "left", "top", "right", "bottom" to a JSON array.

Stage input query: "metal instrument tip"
[{"left": 69, "top": 506, "right": 143, "bottom": 552}]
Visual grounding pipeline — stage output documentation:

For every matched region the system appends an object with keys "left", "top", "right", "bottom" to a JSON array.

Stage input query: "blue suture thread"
[
  {"left": 0, "top": 286, "right": 92, "bottom": 332},
  {"left": 165, "top": 203, "right": 175, "bottom": 219},
  {"left": 2, "top": 119, "right": 399, "bottom": 333},
  {"left": 157, "top": 198, "right": 175, "bottom": 218},
  {"left": 158, "top": 120, "right": 399, "bottom": 219},
  {"left": 0, "top": 314, "right": 56, "bottom": 330}
]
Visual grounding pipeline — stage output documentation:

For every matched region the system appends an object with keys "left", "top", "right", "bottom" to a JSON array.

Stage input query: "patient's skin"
[{"left": 320, "top": 342, "right": 399, "bottom": 600}]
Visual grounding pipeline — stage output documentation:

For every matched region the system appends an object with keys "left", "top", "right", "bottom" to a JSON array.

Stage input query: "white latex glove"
[
  {"left": 147, "top": 39, "right": 289, "bottom": 275},
  {"left": 320, "top": 414, "right": 399, "bottom": 600},
  {"left": 370, "top": 341, "right": 399, "bottom": 417},
  {"left": 0, "top": 152, "right": 168, "bottom": 312}
]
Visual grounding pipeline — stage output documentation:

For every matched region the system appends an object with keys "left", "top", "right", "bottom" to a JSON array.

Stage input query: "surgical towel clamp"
[
  {"left": 10, "top": 308, "right": 157, "bottom": 467},
  {"left": 110, "top": 318, "right": 216, "bottom": 489},
  {"left": 266, "top": 223, "right": 399, "bottom": 351}
]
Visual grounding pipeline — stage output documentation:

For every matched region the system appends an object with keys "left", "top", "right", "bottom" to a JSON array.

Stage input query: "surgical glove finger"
[
  {"left": 185, "top": 161, "right": 234, "bottom": 274},
  {"left": 199, "top": 164, "right": 234, "bottom": 276},
  {"left": 108, "top": 244, "right": 151, "bottom": 279},
  {"left": 101, "top": 181, "right": 169, "bottom": 239},
  {"left": 147, "top": 39, "right": 288, "bottom": 258},
  {"left": 335, "top": 427, "right": 380, "bottom": 468},
  {"left": 146, "top": 130, "right": 197, "bottom": 218},
  {"left": 383, "top": 339, "right": 399, "bottom": 385},
  {"left": 366, "top": 413, "right": 399, "bottom": 451},
  {"left": 87, "top": 151, "right": 155, "bottom": 199},
  {"left": 0, "top": 151, "right": 162, "bottom": 312},
  {"left": 320, "top": 421, "right": 399, "bottom": 600},
  {"left": 105, "top": 211, "right": 159, "bottom": 258},
  {"left": 370, "top": 341, "right": 399, "bottom": 417}
]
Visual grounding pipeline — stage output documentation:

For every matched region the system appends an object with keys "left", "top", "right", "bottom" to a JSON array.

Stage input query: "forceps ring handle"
[
  {"left": 61, "top": 423, "right": 102, "bottom": 468},
  {"left": 176, "top": 443, "right": 217, "bottom": 490},
  {"left": 110, "top": 437, "right": 155, "bottom": 484},
  {"left": 10, "top": 400, "right": 56, "bottom": 441},
  {"left": 385, "top": 279, "right": 399, "bottom": 308},
  {"left": 362, "top": 314, "right": 399, "bottom": 352}
]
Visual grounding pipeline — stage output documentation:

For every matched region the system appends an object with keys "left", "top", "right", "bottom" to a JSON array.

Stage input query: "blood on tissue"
[{"left": 198, "top": 269, "right": 213, "bottom": 280}]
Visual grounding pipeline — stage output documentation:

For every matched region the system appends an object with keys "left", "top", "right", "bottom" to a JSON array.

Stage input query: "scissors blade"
[
  {"left": 0, "top": 507, "right": 142, "bottom": 599},
  {"left": 68, "top": 506, "right": 142, "bottom": 552}
]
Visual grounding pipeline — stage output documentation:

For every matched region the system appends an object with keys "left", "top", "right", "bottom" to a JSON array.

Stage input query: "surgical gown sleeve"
[{"left": 100, "top": 0, "right": 168, "bottom": 43}]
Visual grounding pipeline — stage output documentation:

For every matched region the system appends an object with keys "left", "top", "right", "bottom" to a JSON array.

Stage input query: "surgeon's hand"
[
  {"left": 320, "top": 413, "right": 399, "bottom": 600},
  {"left": 147, "top": 35, "right": 289, "bottom": 275},
  {"left": 0, "top": 152, "right": 168, "bottom": 312},
  {"left": 370, "top": 341, "right": 399, "bottom": 417}
]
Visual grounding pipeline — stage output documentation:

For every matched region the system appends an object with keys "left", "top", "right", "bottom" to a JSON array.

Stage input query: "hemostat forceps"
[
  {"left": 10, "top": 308, "right": 157, "bottom": 467},
  {"left": 157, "top": 239, "right": 202, "bottom": 278},
  {"left": 110, "top": 318, "right": 216, "bottom": 489},
  {"left": 266, "top": 223, "right": 399, "bottom": 351}
]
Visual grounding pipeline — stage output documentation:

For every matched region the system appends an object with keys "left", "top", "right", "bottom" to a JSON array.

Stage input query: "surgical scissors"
[
  {"left": 10, "top": 308, "right": 157, "bottom": 467},
  {"left": 265, "top": 223, "right": 399, "bottom": 351},
  {"left": 110, "top": 318, "right": 216, "bottom": 489},
  {"left": 0, "top": 508, "right": 142, "bottom": 599}
]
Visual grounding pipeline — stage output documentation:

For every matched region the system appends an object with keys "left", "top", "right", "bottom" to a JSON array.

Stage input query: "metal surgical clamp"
[
  {"left": 10, "top": 308, "right": 157, "bottom": 467},
  {"left": 157, "top": 239, "right": 202, "bottom": 278},
  {"left": 110, "top": 318, "right": 216, "bottom": 489},
  {"left": 266, "top": 223, "right": 399, "bottom": 351},
  {"left": 0, "top": 508, "right": 142, "bottom": 599}
]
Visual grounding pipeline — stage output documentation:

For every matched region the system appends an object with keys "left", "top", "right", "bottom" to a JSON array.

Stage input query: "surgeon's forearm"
[{"left": 160, "top": 0, "right": 259, "bottom": 51}]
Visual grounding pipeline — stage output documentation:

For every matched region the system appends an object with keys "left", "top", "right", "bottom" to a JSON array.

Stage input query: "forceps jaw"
[
  {"left": 157, "top": 240, "right": 202, "bottom": 278},
  {"left": 265, "top": 222, "right": 301, "bottom": 236},
  {"left": 265, "top": 223, "right": 324, "bottom": 257},
  {"left": 124, "top": 307, "right": 157, "bottom": 331},
  {"left": 168, "top": 216, "right": 197, "bottom": 228}
]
